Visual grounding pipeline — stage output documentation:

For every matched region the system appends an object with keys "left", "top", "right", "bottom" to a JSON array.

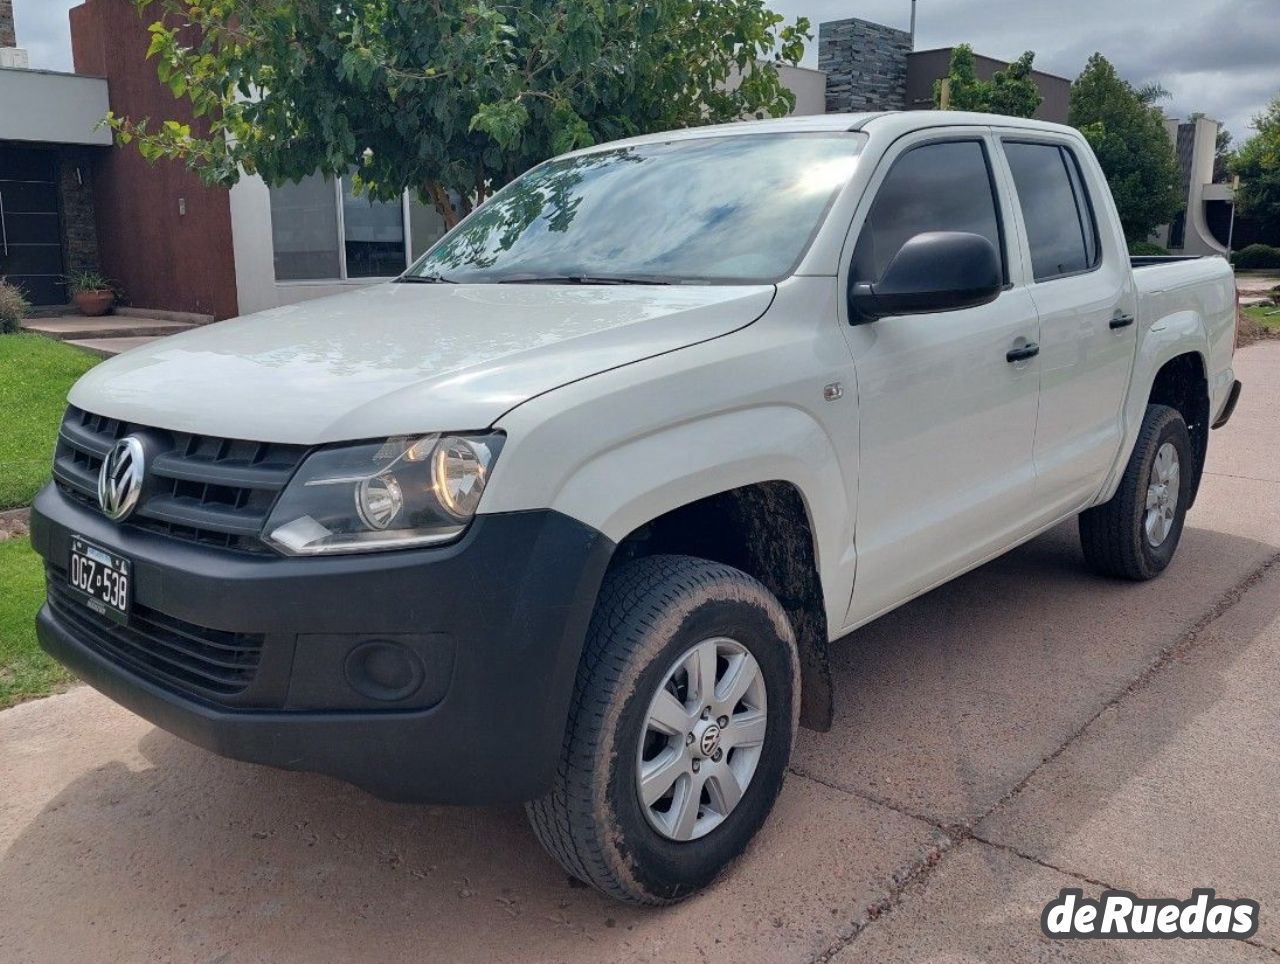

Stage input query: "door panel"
[
  {"left": 998, "top": 138, "right": 1136, "bottom": 514},
  {"left": 0, "top": 147, "right": 66, "bottom": 307},
  {"left": 839, "top": 132, "right": 1042, "bottom": 628},
  {"left": 844, "top": 290, "right": 1041, "bottom": 624}
]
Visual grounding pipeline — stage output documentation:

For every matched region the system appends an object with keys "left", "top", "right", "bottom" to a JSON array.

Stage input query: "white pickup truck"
[{"left": 32, "top": 111, "right": 1240, "bottom": 904}]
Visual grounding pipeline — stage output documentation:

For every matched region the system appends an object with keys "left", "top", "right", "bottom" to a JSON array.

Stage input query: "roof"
[{"left": 565, "top": 110, "right": 1084, "bottom": 158}]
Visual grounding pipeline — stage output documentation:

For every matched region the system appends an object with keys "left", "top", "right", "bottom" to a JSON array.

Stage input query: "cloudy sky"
[{"left": 13, "top": 0, "right": 1277, "bottom": 142}]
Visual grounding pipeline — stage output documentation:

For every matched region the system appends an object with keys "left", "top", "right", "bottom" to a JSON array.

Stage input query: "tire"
[
  {"left": 1079, "top": 404, "right": 1193, "bottom": 580},
  {"left": 526, "top": 554, "right": 800, "bottom": 905}
]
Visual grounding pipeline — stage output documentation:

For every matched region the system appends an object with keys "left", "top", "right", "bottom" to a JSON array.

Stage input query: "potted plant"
[{"left": 66, "top": 270, "right": 117, "bottom": 317}]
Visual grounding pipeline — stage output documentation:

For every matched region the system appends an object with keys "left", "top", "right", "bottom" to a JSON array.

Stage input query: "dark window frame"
[
  {"left": 851, "top": 135, "right": 1011, "bottom": 288},
  {"left": 1001, "top": 137, "right": 1104, "bottom": 284}
]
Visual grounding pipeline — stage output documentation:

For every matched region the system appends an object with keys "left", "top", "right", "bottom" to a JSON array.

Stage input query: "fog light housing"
[{"left": 344, "top": 640, "right": 426, "bottom": 703}]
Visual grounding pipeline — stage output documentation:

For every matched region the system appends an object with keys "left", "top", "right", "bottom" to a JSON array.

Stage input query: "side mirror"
[{"left": 849, "top": 231, "right": 1002, "bottom": 323}]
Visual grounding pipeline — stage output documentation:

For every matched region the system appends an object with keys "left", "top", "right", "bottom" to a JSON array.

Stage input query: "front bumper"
[{"left": 31, "top": 484, "right": 614, "bottom": 803}]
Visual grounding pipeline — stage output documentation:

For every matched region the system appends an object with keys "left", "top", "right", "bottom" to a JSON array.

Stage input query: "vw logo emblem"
[
  {"left": 98, "top": 436, "right": 146, "bottom": 521},
  {"left": 699, "top": 723, "right": 721, "bottom": 757}
]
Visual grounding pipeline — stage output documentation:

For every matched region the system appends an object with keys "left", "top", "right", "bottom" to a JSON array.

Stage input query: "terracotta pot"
[{"left": 73, "top": 289, "right": 115, "bottom": 317}]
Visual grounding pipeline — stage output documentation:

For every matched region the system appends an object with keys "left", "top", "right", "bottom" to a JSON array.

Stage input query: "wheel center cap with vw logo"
[
  {"left": 697, "top": 722, "right": 721, "bottom": 757},
  {"left": 98, "top": 436, "right": 146, "bottom": 521}
]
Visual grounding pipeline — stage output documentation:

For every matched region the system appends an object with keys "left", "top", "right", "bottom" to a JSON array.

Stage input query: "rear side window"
[
  {"left": 852, "top": 140, "right": 1005, "bottom": 284},
  {"left": 1004, "top": 141, "right": 1101, "bottom": 281}
]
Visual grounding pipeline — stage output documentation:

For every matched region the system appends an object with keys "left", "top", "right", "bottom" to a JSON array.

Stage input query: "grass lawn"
[
  {"left": 1243, "top": 304, "right": 1280, "bottom": 333},
  {"left": 0, "top": 537, "right": 72, "bottom": 709},
  {"left": 0, "top": 333, "right": 98, "bottom": 509}
]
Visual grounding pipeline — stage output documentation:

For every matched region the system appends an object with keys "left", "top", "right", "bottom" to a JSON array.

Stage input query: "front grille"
[
  {"left": 52, "top": 405, "right": 307, "bottom": 553},
  {"left": 46, "top": 568, "right": 265, "bottom": 696}
]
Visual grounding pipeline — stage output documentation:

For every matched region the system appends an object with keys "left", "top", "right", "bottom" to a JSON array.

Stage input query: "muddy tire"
[
  {"left": 1079, "top": 404, "right": 1193, "bottom": 580},
  {"left": 525, "top": 555, "right": 799, "bottom": 905}
]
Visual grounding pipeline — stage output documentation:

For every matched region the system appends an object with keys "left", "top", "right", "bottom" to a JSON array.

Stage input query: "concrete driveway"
[{"left": 3, "top": 342, "right": 1279, "bottom": 963}]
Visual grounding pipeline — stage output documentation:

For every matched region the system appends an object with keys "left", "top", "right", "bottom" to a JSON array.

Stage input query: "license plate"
[{"left": 67, "top": 537, "right": 131, "bottom": 624}]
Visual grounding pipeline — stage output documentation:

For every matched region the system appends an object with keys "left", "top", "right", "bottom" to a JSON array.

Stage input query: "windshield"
[{"left": 406, "top": 133, "right": 864, "bottom": 285}]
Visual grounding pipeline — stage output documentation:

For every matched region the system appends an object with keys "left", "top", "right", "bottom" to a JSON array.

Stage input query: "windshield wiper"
[
  {"left": 397, "top": 273, "right": 457, "bottom": 284},
  {"left": 494, "top": 274, "right": 673, "bottom": 286}
]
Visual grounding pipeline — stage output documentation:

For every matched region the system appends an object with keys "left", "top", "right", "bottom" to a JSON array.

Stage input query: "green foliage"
[
  {"left": 63, "top": 270, "right": 116, "bottom": 295},
  {"left": 934, "top": 44, "right": 1042, "bottom": 118},
  {"left": 0, "top": 279, "right": 30, "bottom": 334},
  {"left": 1128, "top": 241, "right": 1170, "bottom": 256},
  {"left": 1231, "top": 96, "right": 1280, "bottom": 239},
  {"left": 0, "top": 334, "right": 99, "bottom": 508},
  {"left": 0, "top": 537, "right": 74, "bottom": 709},
  {"left": 109, "top": 0, "right": 811, "bottom": 227},
  {"left": 1070, "top": 54, "right": 1182, "bottom": 244},
  {"left": 1231, "top": 244, "right": 1280, "bottom": 270}
]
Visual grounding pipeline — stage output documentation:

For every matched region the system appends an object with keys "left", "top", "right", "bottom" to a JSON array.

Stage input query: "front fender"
[{"left": 489, "top": 402, "right": 855, "bottom": 635}]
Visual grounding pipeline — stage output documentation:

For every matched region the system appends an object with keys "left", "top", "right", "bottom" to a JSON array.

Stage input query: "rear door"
[
  {"left": 994, "top": 135, "right": 1138, "bottom": 516},
  {"left": 840, "top": 130, "right": 1043, "bottom": 627}
]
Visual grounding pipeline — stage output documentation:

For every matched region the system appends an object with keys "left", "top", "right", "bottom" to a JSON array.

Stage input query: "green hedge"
[
  {"left": 1231, "top": 244, "right": 1280, "bottom": 270},
  {"left": 1128, "top": 241, "right": 1171, "bottom": 256}
]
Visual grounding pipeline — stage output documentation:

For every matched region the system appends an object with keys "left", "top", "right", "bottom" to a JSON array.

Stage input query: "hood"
[{"left": 68, "top": 282, "right": 774, "bottom": 444}]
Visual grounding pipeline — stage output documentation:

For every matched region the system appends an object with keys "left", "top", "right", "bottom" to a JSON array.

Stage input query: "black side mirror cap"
[{"left": 849, "top": 231, "right": 1003, "bottom": 323}]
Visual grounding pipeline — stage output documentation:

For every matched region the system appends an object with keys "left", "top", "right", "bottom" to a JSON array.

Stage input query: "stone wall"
[
  {"left": 818, "top": 17, "right": 911, "bottom": 114},
  {"left": 1, "top": 0, "right": 16, "bottom": 48},
  {"left": 57, "top": 147, "right": 102, "bottom": 280}
]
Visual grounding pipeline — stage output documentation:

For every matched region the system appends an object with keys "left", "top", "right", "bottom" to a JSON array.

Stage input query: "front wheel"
[
  {"left": 1079, "top": 403, "right": 1193, "bottom": 580},
  {"left": 526, "top": 555, "right": 799, "bottom": 904}
]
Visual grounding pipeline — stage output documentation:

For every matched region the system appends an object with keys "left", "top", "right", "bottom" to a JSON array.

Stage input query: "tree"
[
  {"left": 934, "top": 44, "right": 1042, "bottom": 118},
  {"left": 1069, "top": 53, "right": 1182, "bottom": 243},
  {"left": 1231, "top": 96, "right": 1280, "bottom": 239},
  {"left": 109, "top": 0, "right": 811, "bottom": 228}
]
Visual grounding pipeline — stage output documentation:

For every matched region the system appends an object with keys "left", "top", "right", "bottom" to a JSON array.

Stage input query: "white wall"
[
  {"left": 777, "top": 64, "right": 827, "bottom": 116},
  {"left": 0, "top": 67, "right": 111, "bottom": 145}
]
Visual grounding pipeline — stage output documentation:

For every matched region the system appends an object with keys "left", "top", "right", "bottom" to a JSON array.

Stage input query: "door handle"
[
  {"left": 1006, "top": 342, "right": 1040, "bottom": 363},
  {"left": 1109, "top": 313, "right": 1135, "bottom": 330}
]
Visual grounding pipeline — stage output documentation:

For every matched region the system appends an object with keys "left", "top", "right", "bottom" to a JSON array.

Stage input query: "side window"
[
  {"left": 1004, "top": 141, "right": 1101, "bottom": 282},
  {"left": 852, "top": 140, "right": 1005, "bottom": 285}
]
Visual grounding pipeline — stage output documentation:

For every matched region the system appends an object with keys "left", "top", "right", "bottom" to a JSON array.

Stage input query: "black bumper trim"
[
  {"left": 1211, "top": 379, "right": 1242, "bottom": 429},
  {"left": 32, "top": 484, "right": 614, "bottom": 803}
]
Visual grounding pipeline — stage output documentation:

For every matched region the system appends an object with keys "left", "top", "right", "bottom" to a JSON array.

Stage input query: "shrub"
[
  {"left": 1231, "top": 244, "right": 1280, "bottom": 270},
  {"left": 1129, "top": 241, "right": 1171, "bottom": 256},
  {"left": 0, "top": 279, "right": 30, "bottom": 334}
]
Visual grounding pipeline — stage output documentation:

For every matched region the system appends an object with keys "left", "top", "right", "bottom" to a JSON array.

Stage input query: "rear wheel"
[
  {"left": 1079, "top": 404, "right": 1192, "bottom": 580},
  {"left": 526, "top": 555, "right": 799, "bottom": 904}
]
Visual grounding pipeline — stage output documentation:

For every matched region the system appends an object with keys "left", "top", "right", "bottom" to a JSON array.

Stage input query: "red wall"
[{"left": 70, "top": 0, "right": 238, "bottom": 319}]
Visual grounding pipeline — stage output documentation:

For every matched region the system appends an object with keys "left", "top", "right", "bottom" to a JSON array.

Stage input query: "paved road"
[{"left": 2, "top": 342, "right": 1278, "bottom": 963}]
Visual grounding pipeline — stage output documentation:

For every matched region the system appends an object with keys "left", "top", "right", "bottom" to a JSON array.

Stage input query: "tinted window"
[
  {"left": 1004, "top": 142, "right": 1099, "bottom": 281},
  {"left": 852, "top": 140, "right": 1003, "bottom": 284},
  {"left": 409, "top": 134, "right": 865, "bottom": 285}
]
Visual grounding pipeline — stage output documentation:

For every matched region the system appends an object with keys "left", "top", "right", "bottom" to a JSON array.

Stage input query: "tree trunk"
[{"left": 426, "top": 181, "right": 460, "bottom": 230}]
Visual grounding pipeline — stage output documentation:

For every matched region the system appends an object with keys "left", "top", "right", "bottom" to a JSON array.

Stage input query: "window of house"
[
  {"left": 852, "top": 140, "right": 1005, "bottom": 285},
  {"left": 270, "top": 173, "right": 342, "bottom": 281},
  {"left": 270, "top": 176, "right": 448, "bottom": 282},
  {"left": 1003, "top": 141, "right": 1100, "bottom": 282}
]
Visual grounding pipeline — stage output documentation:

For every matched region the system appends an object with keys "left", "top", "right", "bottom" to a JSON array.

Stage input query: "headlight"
[{"left": 263, "top": 433, "right": 503, "bottom": 556}]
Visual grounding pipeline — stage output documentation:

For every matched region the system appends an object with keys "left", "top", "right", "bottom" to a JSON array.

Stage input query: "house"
[
  {"left": 1153, "top": 115, "right": 1244, "bottom": 257},
  {"left": 0, "top": 0, "right": 109, "bottom": 307},
  {"left": 818, "top": 17, "right": 1071, "bottom": 123}
]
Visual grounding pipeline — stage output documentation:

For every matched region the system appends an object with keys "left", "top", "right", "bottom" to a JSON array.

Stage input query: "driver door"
[{"left": 840, "top": 131, "right": 1042, "bottom": 627}]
